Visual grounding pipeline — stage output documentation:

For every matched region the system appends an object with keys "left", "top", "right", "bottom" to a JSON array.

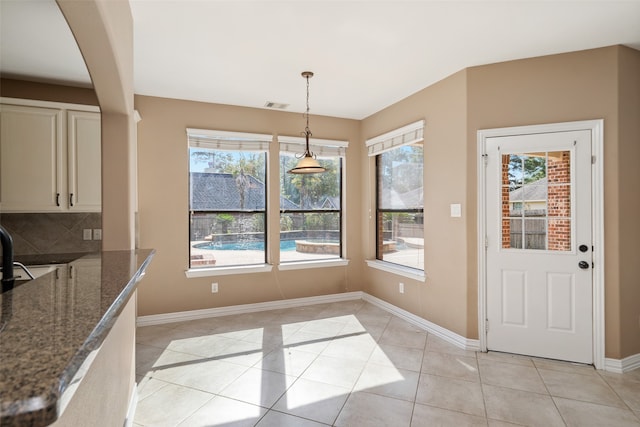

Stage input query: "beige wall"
[
  {"left": 361, "top": 70, "right": 471, "bottom": 337},
  {"left": 617, "top": 46, "right": 640, "bottom": 358},
  {"left": 134, "top": 95, "right": 362, "bottom": 315},
  {"left": 467, "top": 46, "right": 625, "bottom": 359},
  {"left": 360, "top": 45, "right": 640, "bottom": 359}
]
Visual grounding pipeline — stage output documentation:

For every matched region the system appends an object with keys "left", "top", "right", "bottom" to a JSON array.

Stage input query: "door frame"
[{"left": 477, "top": 120, "right": 605, "bottom": 369}]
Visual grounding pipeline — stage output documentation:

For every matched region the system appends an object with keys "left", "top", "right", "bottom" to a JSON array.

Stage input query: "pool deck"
[
  {"left": 190, "top": 241, "right": 335, "bottom": 266},
  {"left": 190, "top": 239, "right": 424, "bottom": 270}
]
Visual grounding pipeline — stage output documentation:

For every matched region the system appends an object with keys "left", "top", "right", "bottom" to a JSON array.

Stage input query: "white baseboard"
[
  {"left": 137, "top": 291, "right": 479, "bottom": 353},
  {"left": 137, "top": 291, "right": 364, "bottom": 327},
  {"left": 137, "top": 292, "right": 639, "bottom": 373},
  {"left": 361, "top": 293, "right": 480, "bottom": 352},
  {"left": 124, "top": 384, "right": 138, "bottom": 427},
  {"left": 604, "top": 353, "right": 640, "bottom": 373}
]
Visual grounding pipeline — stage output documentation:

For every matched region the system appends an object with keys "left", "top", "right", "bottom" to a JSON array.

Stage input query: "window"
[
  {"left": 367, "top": 121, "right": 424, "bottom": 271},
  {"left": 279, "top": 137, "right": 347, "bottom": 263},
  {"left": 188, "top": 129, "right": 270, "bottom": 268},
  {"left": 502, "top": 151, "right": 571, "bottom": 251}
]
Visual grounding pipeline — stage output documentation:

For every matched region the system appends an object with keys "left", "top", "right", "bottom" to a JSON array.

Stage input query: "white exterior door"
[{"left": 485, "top": 130, "right": 593, "bottom": 364}]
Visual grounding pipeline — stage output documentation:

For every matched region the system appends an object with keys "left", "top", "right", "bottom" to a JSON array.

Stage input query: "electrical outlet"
[
  {"left": 83, "top": 229, "right": 92, "bottom": 240},
  {"left": 399, "top": 282, "right": 404, "bottom": 294},
  {"left": 211, "top": 282, "right": 218, "bottom": 293},
  {"left": 93, "top": 229, "right": 102, "bottom": 240}
]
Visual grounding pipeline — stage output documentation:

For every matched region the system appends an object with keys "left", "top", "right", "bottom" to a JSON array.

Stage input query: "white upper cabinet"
[
  {"left": 0, "top": 100, "right": 101, "bottom": 212},
  {"left": 0, "top": 104, "right": 64, "bottom": 211},
  {"left": 67, "top": 110, "right": 101, "bottom": 211}
]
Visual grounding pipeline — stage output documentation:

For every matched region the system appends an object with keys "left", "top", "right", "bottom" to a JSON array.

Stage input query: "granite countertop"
[{"left": 0, "top": 249, "right": 155, "bottom": 427}]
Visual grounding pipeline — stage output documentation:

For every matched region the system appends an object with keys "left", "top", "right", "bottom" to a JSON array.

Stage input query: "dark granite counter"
[{"left": 0, "top": 249, "right": 155, "bottom": 427}]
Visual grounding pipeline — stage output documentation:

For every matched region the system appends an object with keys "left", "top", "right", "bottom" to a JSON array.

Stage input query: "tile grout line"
[
  {"left": 327, "top": 304, "right": 392, "bottom": 426},
  {"left": 408, "top": 331, "right": 431, "bottom": 426},
  {"left": 533, "top": 359, "right": 569, "bottom": 427},
  {"left": 476, "top": 350, "right": 491, "bottom": 424},
  {"left": 595, "top": 369, "right": 639, "bottom": 414},
  {"left": 134, "top": 301, "right": 640, "bottom": 426}
]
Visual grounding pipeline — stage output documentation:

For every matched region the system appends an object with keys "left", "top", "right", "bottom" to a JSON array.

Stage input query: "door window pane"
[
  {"left": 524, "top": 218, "right": 546, "bottom": 250},
  {"left": 501, "top": 150, "right": 572, "bottom": 252}
]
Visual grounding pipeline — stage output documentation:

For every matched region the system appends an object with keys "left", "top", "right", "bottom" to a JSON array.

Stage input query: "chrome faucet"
[{"left": 1, "top": 225, "right": 15, "bottom": 289}]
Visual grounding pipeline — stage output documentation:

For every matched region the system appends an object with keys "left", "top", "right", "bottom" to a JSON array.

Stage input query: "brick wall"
[
  {"left": 547, "top": 151, "right": 571, "bottom": 251},
  {"left": 502, "top": 155, "right": 512, "bottom": 248}
]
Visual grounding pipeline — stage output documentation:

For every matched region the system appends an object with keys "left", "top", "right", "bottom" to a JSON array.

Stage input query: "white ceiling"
[{"left": 2, "top": 1, "right": 640, "bottom": 120}]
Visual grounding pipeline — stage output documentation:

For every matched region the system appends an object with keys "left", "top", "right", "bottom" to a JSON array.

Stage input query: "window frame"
[
  {"left": 187, "top": 129, "right": 271, "bottom": 270},
  {"left": 278, "top": 136, "right": 348, "bottom": 264},
  {"left": 366, "top": 120, "right": 425, "bottom": 273}
]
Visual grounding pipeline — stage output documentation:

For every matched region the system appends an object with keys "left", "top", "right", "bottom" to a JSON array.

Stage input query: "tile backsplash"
[{"left": 0, "top": 212, "right": 101, "bottom": 256}]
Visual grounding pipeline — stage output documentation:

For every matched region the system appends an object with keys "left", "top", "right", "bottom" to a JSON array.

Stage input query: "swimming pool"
[{"left": 193, "top": 240, "right": 297, "bottom": 251}]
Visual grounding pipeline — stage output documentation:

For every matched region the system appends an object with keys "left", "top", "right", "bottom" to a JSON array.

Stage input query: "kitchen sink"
[{"left": 12, "top": 265, "right": 57, "bottom": 281}]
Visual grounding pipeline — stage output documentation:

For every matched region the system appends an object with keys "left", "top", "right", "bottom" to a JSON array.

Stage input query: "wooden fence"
[{"left": 509, "top": 209, "right": 546, "bottom": 250}]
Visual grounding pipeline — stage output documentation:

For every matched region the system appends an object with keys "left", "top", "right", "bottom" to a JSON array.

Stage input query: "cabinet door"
[
  {"left": 67, "top": 110, "right": 101, "bottom": 211},
  {"left": 0, "top": 104, "right": 65, "bottom": 211}
]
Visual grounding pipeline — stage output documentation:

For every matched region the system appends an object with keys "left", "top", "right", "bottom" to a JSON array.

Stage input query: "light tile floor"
[{"left": 134, "top": 300, "right": 640, "bottom": 427}]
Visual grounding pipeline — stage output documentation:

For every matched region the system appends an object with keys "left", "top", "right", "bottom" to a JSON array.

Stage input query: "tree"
[
  {"left": 190, "top": 148, "right": 234, "bottom": 172},
  {"left": 284, "top": 156, "right": 340, "bottom": 209},
  {"left": 379, "top": 144, "right": 423, "bottom": 195},
  {"left": 216, "top": 213, "right": 234, "bottom": 234},
  {"left": 508, "top": 154, "right": 546, "bottom": 189}
]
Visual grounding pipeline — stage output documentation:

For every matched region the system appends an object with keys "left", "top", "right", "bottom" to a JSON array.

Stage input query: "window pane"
[
  {"left": 507, "top": 154, "right": 524, "bottom": 190},
  {"left": 279, "top": 153, "right": 342, "bottom": 262},
  {"left": 377, "top": 212, "right": 424, "bottom": 270},
  {"left": 378, "top": 144, "right": 423, "bottom": 210},
  {"left": 524, "top": 218, "right": 546, "bottom": 250},
  {"left": 548, "top": 219, "right": 571, "bottom": 251},
  {"left": 548, "top": 151, "right": 570, "bottom": 184},
  {"left": 189, "top": 147, "right": 267, "bottom": 267},
  {"left": 280, "top": 212, "right": 340, "bottom": 262},
  {"left": 503, "top": 218, "right": 518, "bottom": 249},
  {"left": 501, "top": 150, "right": 572, "bottom": 252},
  {"left": 376, "top": 143, "right": 424, "bottom": 270},
  {"left": 548, "top": 183, "right": 571, "bottom": 217},
  {"left": 190, "top": 212, "right": 266, "bottom": 266}
]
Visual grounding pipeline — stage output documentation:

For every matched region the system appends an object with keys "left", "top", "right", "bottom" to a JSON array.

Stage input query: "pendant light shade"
[{"left": 288, "top": 71, "right": 326, "bottom": 174}]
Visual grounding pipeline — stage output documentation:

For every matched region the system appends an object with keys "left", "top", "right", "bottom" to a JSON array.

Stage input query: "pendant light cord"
[{"left": 304, "top": 73, "right": 312, "bottom": 139}]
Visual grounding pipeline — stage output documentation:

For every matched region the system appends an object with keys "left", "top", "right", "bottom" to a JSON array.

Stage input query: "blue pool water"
[{"left": 194, "top": 240, "right": 297, "bottom": 251}]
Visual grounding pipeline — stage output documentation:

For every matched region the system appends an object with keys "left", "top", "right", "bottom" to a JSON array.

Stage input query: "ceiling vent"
[{"left": 264, "top": 101, "right": 289, "bottom": 110}]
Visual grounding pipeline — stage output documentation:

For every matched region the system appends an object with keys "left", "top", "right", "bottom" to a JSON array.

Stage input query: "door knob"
[
  {"left": 579, "top": 244, "right": 589, "bottom": 253},
  {"left": 578, "top": 261, "right": 590, "bottom": 269}
]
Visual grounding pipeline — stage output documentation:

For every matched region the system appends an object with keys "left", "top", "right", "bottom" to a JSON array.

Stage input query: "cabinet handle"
[
  {"left": 56, "top": 193, "right": 60, "bottom": 207},
  {"left": 69, "top": 193, "right": 74, "bottom": 207}
]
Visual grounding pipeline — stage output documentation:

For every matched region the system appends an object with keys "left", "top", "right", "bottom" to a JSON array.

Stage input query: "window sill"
[
  {"left": 185, "top": 264, "right": 273, "bottom": 278},
  {"left": 365, "top": 259, "right": 426, "bottom": 282},
  {"left": 278, "top": 259, "right": 350, "bottom": 271}
]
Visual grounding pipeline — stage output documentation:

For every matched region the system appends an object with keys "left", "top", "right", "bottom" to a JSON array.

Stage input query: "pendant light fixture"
[{"left": 288, "top": 71, "right": 326, "bottom": 174}]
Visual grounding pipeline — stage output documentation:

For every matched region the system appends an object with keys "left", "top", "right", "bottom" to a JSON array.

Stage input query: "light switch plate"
[
  {"left": 83, "top": 229, "right": 92, "bottom": 240},
  {"left": 450, "top": 204, "right": 462, "bottom": 218},
  {"left": 93, "top": 229, "right": 102, "bottom": 240}
]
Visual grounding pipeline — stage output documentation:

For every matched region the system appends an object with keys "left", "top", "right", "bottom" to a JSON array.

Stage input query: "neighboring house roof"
[
  {"left": 319, "top": 196, "right": 340, "bottom": 209},
  {"left": 190, "top": 172, "right": 298, "bottom": 211},
  {"left": 399, "top": 186, "right": 424, "bottom": 209},
  {"left": 509, "top": 178, "right": 547, "bottom": 202},
  {"left": 380, "top": 186, "right": 424, "bottom": 210}
]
